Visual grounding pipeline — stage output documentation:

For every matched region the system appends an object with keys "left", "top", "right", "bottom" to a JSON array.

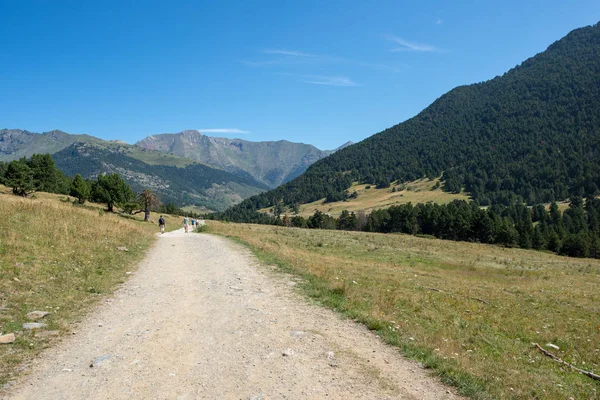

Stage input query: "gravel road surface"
[{"left": 6, "top": 228, "right": 459, "bottom": 399}]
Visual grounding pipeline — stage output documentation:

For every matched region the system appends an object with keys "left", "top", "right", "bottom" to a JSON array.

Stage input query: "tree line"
[
  {"left": 0, "top": 154, "right": 199, "bottom": 218},
  {"left": 211, "top": 197, "right": 600, "bottom": 259}
]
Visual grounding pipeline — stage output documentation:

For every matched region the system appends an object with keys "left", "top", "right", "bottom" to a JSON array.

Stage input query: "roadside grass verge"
[
  {"left": 0, "top": 187, "right": 178, "bottom": 385},
  {"left": 205, "top": 221, "right": 600, "bottom": 399}
]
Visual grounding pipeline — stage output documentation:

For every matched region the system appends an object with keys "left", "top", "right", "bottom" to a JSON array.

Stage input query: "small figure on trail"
[
  {"left": 183, "top": 217, "right": 189, "bottom": 233},
  {"left": 191, "top": 218, "right": 196, "bottom": 228},
  {"left": 158, "top": 215, "right": 166, "bottom": 234}
]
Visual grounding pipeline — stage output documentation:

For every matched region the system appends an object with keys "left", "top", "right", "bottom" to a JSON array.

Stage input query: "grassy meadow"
[
  {"left": 207, "top": 220, "right": 600, "bottom": 399},
  {"left": 0, "top": 187, "right": 179, "bottom": 385},
  {"left": 260, "top": 178, "right": 470, "bottom": 217}
]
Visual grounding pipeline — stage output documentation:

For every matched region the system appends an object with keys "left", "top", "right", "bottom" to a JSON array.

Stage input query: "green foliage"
[
  {"left": 70, "top": 174, "right": 90, "bottom": 204},
  {"left": 91, "top": 173, "right": 134, "bottom": 212},
  {"left": 3, "top": 160, "right": 34, "bottom": 196},
  {"left": 337, "top": 210, "right": 359, "bottom": 230},
  {"left": 0, "top": 154, "right": 72, "bottom": 197},
  {"left": 307, "top": 210, "right": 337, "bottom": 230},
  {"left": 28, "top": 154, "right": 65, "bottom": 193}
]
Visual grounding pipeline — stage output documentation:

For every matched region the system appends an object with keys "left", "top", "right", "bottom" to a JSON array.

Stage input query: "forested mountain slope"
[
  {"left": 136, "top": 130, "right": 334, "bottom": 188},
  {"left": 228, "top": 22, "right": 600, "bottom": 215},
  {"left": 53, "top": 142, "right": 269, "bottom": 211}
]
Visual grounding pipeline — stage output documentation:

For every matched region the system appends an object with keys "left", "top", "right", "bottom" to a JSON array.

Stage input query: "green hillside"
[
  {"left": 228, "top": 22, "right": 600, "bottom": 214},
  {"left": 53, "top": 142, "right": 269, "bottom": 211}
]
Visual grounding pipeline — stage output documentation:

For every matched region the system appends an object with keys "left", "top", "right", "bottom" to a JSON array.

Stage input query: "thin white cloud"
[
  {"left": 261, "top": 49, "right": 313, "bottom": 57},
  {"left": 245, "top": 48, "right": 402, "bottom": 73},
  {"left": 387, "top": 35, "right": 437, "bottom": 52},
  {"left": 199, "top": 129, "right": 250, "bottom": 134},
  {"left": 302, "top": 75, "right": 359, "bottom": 87}
]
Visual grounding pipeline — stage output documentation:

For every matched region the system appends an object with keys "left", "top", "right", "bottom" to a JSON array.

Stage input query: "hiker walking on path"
[
  {"left": 158, "top": 215, "right": 166, "bottom": 234},
  {"left": 183, "top": 217, "right": 189, "bottom": 233}
]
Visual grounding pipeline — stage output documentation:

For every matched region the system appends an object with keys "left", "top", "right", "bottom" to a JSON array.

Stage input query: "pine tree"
[
  {"left": 92, "top": 174, "right": 134, "bottom": 212},
  {"left": 4, "top": 160, "right": 34, "bottom": 196},
  {"left": 70, "top": 174, "right": 90, "bottom": 204}
]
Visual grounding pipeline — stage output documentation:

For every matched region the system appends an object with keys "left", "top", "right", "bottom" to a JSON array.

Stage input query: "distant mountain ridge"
[
  {"left": 53, "top": 142, "right": 269, "bottom": 211},
  {"left": 0, "top": 127, "right": 349, "bottom": 209},
  {"left": 0, "top": 129, "right": 102, "bottom": 159},
  {"left": 0, "top": 128, "right": 346, "bottom": 189},
  {"left": 222, "top": 22, "right": 600, "bottom": 217},
  {"left": 136, "top": 130, "right": 340, "bottom": 188}
]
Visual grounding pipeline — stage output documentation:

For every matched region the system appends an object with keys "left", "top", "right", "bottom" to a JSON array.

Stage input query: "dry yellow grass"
[
  {"left": 260, "top": 178, "right": 469, "bottom": 217},
  {"left": 0, "top": 187, "right": 179, "bottom": 385},
  {"left": 207, "top": 221, "right": 600, "bottom": 399}
]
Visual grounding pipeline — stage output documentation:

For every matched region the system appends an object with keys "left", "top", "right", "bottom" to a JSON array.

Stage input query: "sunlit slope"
[{"left": 260, "top": 178, "right": 469, "bottom": 216}]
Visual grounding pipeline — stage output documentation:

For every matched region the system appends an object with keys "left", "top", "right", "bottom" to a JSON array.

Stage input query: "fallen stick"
[
  {"left": 533, "top": 343, "right": 600, "bottom": 381},
  {"left": 425, "top": 287, "right": 445, "bottom": 293},
  {"left": 469, "top": 296, "right": 490, "bottom": 305}
]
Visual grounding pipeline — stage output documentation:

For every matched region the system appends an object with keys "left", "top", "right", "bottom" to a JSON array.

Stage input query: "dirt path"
[{"left": 6, "top": 229, "right": 459, "bottom": 399}]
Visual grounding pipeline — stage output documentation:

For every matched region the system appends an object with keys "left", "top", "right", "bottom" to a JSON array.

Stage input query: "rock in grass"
[
  {"left": 0, "top": 333, "right": 16, "bottom": 344},
  {"left": 22, "top": 323, "right": 47, "bottom": 330},
  {"left": 2, "top": 381, "right": 16, "bottom": 390},
  {"left": 116, "top": 246, "right": 129, "bottom": 252},
  {"left": 27, "top": 311, "right": 50, "bottom": 321}
]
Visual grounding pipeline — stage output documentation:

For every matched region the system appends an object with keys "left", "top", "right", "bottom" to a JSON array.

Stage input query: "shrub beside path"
[{"left": 6, "top": 228, "right": 459, "bottom": 399}]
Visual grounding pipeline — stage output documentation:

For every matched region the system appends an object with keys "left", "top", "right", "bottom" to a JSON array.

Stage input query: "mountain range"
[
  {"left": 223, "top": 22, "right": 600, "bottom": 219},
  {"left": 0, "top": 128, "right": 350, "bottom": 210},
  {"left": 136, "top": 130, "right": 352, "bottom": 188}
]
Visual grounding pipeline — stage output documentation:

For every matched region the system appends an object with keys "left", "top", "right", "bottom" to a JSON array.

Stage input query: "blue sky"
[{"left": 1, "top": 1, "right": 599, "bottom": 150}]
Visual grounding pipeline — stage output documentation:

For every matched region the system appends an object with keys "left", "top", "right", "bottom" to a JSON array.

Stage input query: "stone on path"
[
  {"left": 0, "top": 333, "right": 16, "bottom": 344},
  {"left": 90, "top": 354, "right": 111, "bottom": 368},
  {"left": 27, "top": 311, "right": 50, "bottom": 321}
]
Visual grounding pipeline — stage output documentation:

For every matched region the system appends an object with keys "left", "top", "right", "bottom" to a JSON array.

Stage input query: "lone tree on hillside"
[
  {"left": 92, "top": 173, "right": 134, "bottom": 212},
  {"left": 137, "top": 189, "right": 161, "bottom": 221},
  {"left": 4, "top": 160, "right": 35, "bottom": 196},
  {"left": 70, "top": 174, "right": 91, "bottom": 204}
]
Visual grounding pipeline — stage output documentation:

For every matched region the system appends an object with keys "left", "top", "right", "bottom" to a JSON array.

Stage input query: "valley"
[{"left": 2, "top": 6, "right": 600, "bottom": 399}]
